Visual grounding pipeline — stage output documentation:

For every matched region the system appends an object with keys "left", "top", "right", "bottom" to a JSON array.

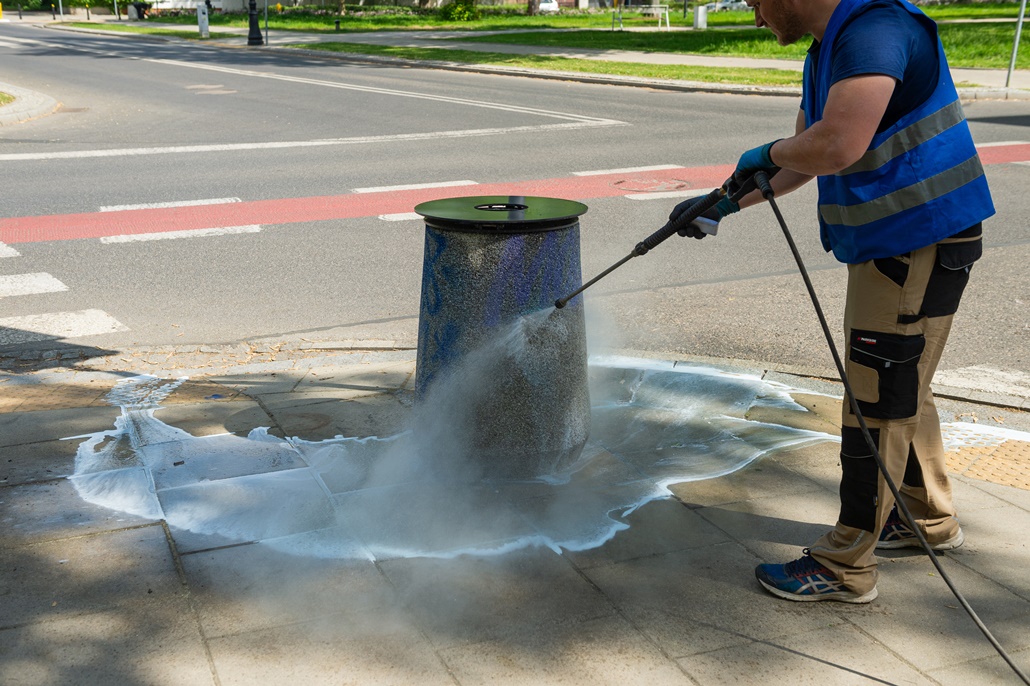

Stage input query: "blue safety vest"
[{"left": 803, "top": 0, "right": 994, "bottom": 264}]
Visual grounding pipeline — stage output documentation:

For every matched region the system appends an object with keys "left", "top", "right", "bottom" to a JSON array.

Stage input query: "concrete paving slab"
[
  {"left": 260, "top": 392, "right": 412, "bottom": 440},
  {"left": 0, "top": 524, "right": 182, "bottom": 627},
  {"left": 563, "top": 497, "right": 731, "bottom": 569},
  {"left": 378, "top": 547, "right": 615, "bottom": 650},
  {"left": 845, "top": 555, "right": 1030, "bottom": 672},
  {"left": 0, "top": 437, "right": 78, "bottom": 486},
  {"left": 206, "top": 604, "right": 452, "bottom": 686},
  {"left": 151, "top": 398, "right": 271, "bottom": 438},
  {"left": 0, "top": 405, "right": 120, "bottom": 448},
  {"left": 961, "top": 476, "right": 1030, "bottom": 511},
  {"left": 668, "top": 444, "right": 832, "bottom": 509},
  {"left": 675, "top": 622, "right": 936, "bottom": 685},
  {"left": 929, "top": 647, "right": 1030, "bottom": 686},
  {"left": 438, "top": 613, "right": 696, "bottom": 685},
  {"left": 179, "top": 542, "right": 395, "bottom": 639},
  {"left": 0, "top": 600, "right": 214, "bottom": 686},
  {"left": 291, "top": 360, "right": 414, "bottom": 399},
  {"left": 0, "top": 478, "right": 157, "bottom": 547},
  {"left": 692, "top": 492, "right": 841, "bottom": 563},
  {"left": 584, "top": 543, "right": 848, "bottom": 659}
]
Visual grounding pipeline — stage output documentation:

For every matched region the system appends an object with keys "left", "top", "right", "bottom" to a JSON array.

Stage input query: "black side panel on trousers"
[
  {"left": 849, "top": 330, "right": 926, "bottom": 420},
  {"left": 839, "top": 426, "right": 880, "bottom": 533},
  {"left": 921, "top": 226, "right": 982, "bottom": 318},
  {"left": 904, "top": 444, "right": 925, "bottom": 487}
]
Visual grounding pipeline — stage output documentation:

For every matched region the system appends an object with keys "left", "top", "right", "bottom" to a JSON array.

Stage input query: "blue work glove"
[
  {"left": 735, "top": 139, "right": 781, "bottom": 180},
  {"left": 669, "top": 195, "right": 739, "bottom": 239}
]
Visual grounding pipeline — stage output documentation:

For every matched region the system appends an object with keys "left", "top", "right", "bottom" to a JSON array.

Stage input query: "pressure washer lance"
[{"left": 554, "top": 169, "right": 769, "bottom": 309}]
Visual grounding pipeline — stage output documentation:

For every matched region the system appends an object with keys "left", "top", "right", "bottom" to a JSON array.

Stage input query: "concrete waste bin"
[{"left": 414, "top": 195, "right": 591, "bottom": 479}]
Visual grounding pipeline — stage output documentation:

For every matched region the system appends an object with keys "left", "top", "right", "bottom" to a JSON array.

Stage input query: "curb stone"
[{"left": 0, "top": 81, "right": 59, "bottom": 126}]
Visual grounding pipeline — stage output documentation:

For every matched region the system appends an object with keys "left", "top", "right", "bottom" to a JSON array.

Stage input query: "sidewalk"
[{"left": 2, "top": 343, "right": 1029, "bottom": 684}]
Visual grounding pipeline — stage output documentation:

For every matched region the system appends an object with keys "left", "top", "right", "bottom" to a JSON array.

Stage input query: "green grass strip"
[
  {"left": 293, "top": 41, "right": 803, "bottom": 86},
  {"left": 0, "top": 91, "right": 15, "bottom": 107}
]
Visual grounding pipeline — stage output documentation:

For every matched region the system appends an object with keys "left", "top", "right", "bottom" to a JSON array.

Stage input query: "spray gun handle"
[
  {"left": 727, "top": 166, "right": 780, "bottom": 204},
  {"left": 633, "top": 186, "right": 724, "bottom": 256},
  {"left": 753, "top": 169, "right": 776, "bottom": 199}
]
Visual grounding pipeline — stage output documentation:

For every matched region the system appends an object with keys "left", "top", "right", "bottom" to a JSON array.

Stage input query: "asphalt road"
[{"left": 1, "top": 22, "right": 1028, "bottom": 383}]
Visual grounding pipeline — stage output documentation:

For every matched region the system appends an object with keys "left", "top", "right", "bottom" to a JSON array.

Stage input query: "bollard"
[
  {"left": 414, "top": 195, "right": 591, "bottom": 479},
  {"left": 693, "top": 3, "right": 707, "bottom": 29},
  {"left": 196, "top": 0, "right": 209, "bottom": 37},
  {"left": 334, "top": 18, "right": 340, "bottom": 30}
]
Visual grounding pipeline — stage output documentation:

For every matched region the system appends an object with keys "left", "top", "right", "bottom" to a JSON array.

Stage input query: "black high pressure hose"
[
  {"left": 750, "top": 170, "right": 1030, "bottom": 686},
  {"left": 554, "top": 172, "right": 1030, "bottom": 683}
]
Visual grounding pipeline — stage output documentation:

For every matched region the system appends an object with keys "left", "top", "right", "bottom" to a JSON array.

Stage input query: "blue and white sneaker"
[
  {"left": 877, "top": 506, "right": 964, "bottom": 551},
  {"left": 755, "top": 549, "right": 878, "bottom": 603}
]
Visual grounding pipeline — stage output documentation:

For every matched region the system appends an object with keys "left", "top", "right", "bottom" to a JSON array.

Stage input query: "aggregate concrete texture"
[{"left": 2, "top": 347, "right": 1029, "bottom": 685}]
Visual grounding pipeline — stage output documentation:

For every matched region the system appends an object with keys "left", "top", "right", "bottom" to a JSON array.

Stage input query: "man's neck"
[{"left": 807, "top": 0, "right": 844, "bottom": 41}]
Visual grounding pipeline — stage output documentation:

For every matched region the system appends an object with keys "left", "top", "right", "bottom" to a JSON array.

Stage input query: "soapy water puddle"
[{"left": 68, "top": 353, "right": 1027, "bottom": 562}]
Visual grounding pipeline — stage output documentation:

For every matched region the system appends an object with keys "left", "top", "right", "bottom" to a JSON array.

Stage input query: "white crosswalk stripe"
[
  {"left": 100, "top": 225, "right": 262, "bottom": 243},
  {"left": 0, "top": 272, "right": 68, "bottom": 298},
  {"left": 0, "top": 309, "right": 129, "bottom": 346},
  {"left": 0, "top": 242, "right": 21, "bottom": 258}
]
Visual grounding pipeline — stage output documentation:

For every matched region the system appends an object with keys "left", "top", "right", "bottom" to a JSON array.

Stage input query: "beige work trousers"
[{"left": 809, "top": 226, "right": 982, "bottom": 595}]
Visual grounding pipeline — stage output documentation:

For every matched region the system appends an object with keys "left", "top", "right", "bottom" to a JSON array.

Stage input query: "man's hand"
[
  {"left": 669, "top": 195, "right": 738, "bottom": 239},
  {"left": 735, "top": 140, "right": 781, "bottom": 180}
]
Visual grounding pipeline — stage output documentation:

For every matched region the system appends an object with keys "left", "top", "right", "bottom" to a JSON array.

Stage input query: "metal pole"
[
  {"left": 1007, "top": 0, "right": 1028, "bottom": 88},
  {"left": 57, "top": 0, "right": 63, "bottom": 20},
  {"left": 264, "top": 0, "right": 269, "bottom": 45}
]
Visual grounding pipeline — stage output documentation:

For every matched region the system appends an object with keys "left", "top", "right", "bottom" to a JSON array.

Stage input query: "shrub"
[{"left": 438, "top": 0, "right": 480, "bottom": 21}]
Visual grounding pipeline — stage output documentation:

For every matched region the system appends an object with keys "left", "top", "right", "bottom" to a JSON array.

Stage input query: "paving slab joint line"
[{"left": 0, "top": 519, "right": 165, "bottom": 549}]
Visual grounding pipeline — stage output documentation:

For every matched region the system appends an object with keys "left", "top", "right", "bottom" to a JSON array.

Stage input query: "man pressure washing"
[{"left": 672, "top": 0, "right": 995, "bottom": 602}]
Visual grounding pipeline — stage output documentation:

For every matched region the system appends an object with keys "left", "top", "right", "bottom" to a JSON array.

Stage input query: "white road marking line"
[
  {"left": 99, "top": 225, "right": 262, "bottom": 243},
  {"left": 0, "top": 309, "right": 129, "bottom": 345},
  {"left": 354, "top": 181, "right": 477, "bottom": 194},
  {"left": 977, "top": 140, "right": 1030, "bottom": 147},
  {"left": 573, "top": 164, "right": 684, "bottom": 176},
  {"left": 100, "top": 197, "right": 241, "bottom": 212},
  {"left": 0, "top": 272, "right": 69, "bottom": 298},
  {"left": 0, "top": 242, "right": 21, "bottom": 258},
  {"left": 0, "top": 122, "right": 623, "bottom": 161},
  {"left": 0, "top": 40, "right": 22, "bottom": 49},
  {"left": 379, "top": 212, "right": 422, "bottom": 221},
  {"left": 624, "top": 189, "right": 717, "bottom": 200},
  {"left": 0, "top": 37, "right": 625, "bottom": 162}
]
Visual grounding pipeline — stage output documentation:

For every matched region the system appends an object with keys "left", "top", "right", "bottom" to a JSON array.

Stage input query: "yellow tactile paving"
[{"left": 951, "top": 440, "right": 1030, "bottom": 491}]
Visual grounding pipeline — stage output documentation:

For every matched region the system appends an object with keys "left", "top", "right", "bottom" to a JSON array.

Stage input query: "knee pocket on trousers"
[
  {"left": 839, "top": 427, "right": 880, "bottom": 533},
  {"left": 848, "top": 330, "right": 925, "bottom": 420}
]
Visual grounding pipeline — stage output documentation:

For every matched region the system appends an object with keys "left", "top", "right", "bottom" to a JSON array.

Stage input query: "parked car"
[
  {"left": 539, "top": 0, "right": 560, "bottom": 13},
  {"left": 704, "top": 0, "right": 749, "bottom": 11}
]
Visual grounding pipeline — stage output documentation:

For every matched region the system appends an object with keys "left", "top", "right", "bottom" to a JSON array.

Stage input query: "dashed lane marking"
[
  {"left": 379, "top": 213, "right": 422, "bottom": 222},
  {"left": 99, "top": 225, "right": 262, "bottom": 243},
  {"left": 353, "top": 180, "right": 478, "bottom": 194},
  {"left": 573, "top": 164, "right": 684, "bottom": 176},
  {"left": 625, "top": 189, "right": 717, "bottom": 201},
  {"left": 0, "top": 272, "right": 69, "bottom": 298},
  {"left": 0, "top": 309, "right": 129, "bottom": 345},
  {"left": 100, "top": 197, "right": 241, "bottom": 212},
  {"left": 0, "top": 242, "right": 20, "bottom": 258}
]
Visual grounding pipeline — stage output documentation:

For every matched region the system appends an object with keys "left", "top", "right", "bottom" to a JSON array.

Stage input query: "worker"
[{"left": 672, "top": 0, "right": 994, "bottom": 602}]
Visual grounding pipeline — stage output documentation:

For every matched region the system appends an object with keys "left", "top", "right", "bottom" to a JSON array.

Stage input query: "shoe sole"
[
  {"left": 757, "top": 578, "right": 879, "bottom": 604},
  {"left": 876, "top": 528, "right": 965, "bottom": 551}
]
